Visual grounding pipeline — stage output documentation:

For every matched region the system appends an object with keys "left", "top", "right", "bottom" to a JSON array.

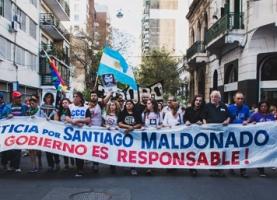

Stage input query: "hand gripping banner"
[{"left": 0, "top": 117, "right": 277, "bottom": 169}]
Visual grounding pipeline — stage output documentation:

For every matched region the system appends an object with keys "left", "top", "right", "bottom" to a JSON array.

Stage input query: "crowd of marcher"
[{"left": 0, "top": 90, "right": 276, "bottom": 178}]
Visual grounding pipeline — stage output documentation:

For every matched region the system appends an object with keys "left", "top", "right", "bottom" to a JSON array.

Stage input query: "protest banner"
[{"left": 0, "top": 117, "right": 276, "bottom": 169}]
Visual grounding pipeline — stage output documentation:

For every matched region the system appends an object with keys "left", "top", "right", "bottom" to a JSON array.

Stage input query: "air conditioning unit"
[
  {"left": 14, "top": 14, "right": 22, "bottom": 24},
  {"left": 12, "top": 21, "right": 19, "bottom": 32}
]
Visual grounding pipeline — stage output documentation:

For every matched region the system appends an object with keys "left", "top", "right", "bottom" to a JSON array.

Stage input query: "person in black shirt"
[
  {"left": 134, "top": 93, "right": 149, "bottom": 116},
  {"left": 201, "top": 91, "right": 230, "bottom": 177},
  {"left": 184, "top": 94, "right": 205, "bottom": 176},
  {"left": 118, "top": 100, "right": 142, "bottom": 175}
]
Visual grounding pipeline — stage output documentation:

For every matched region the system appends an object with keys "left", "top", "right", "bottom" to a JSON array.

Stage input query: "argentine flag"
[{"left": 97, "top": 46, "right": 137, "bottom": 90}]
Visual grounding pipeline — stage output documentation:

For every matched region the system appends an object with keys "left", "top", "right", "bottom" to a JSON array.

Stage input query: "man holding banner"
[
  {"left": 88, "top": 90, "right": 114, "bottom": 173},
  {"left": 1, "top": 91, "right": 29, "bottom": 173},
  {"left": 228, "top": 92, "right": 250, "bottom": 177},
  {"left": 202, "top": 90, "right": 230, "bottom": 177},
  {"left": 66, "top": 91, "right": 90, "bottom": 177}
]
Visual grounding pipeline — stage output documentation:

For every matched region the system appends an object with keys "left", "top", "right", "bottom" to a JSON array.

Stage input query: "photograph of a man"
[{"left": 102, "top": 74, "right": 117, "bottom": 93}]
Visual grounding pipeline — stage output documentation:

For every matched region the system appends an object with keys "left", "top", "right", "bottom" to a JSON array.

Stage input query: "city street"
[{"left": 0, "top": 152, "right": 277, "bottom": 200}]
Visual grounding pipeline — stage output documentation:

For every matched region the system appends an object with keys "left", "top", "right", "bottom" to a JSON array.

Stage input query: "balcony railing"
[
  {"left": 58, "top": 0, "right": 70, "bottom": 18},
  {"left": 40, "top": 13, "right": 70, "bottom": 41},
  {"left": 206, "top": 12, "right": 244, "bottom": 45},
  {"left": 40, "top": 44, "right": 70, "bottom": 66},
  {"left": 187, "top": 41, "right": 206, "bottom": 60}
]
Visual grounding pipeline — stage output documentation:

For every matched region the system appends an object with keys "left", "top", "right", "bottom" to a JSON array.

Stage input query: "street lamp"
[{"left": 116, "top": 9, "right": 124, "bottom": 18}]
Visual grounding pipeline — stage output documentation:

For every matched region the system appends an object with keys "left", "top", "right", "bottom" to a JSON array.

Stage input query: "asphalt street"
[{"left": 0, "top": 152, "right": 277, "bottom": 200}]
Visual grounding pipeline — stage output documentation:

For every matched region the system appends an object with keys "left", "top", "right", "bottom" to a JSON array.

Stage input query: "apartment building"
[
  {"left": 0, "top": 0, "right": 40, "bottom": 102},
  {"left": 39, "top": 0, "right": 72, "bottom": 99},
  {"left": 0, "top": 0, "right": 72, "bottom": 103},
  {"left": 94, "top": 4, "right": 111, "bottom": 49},
  {"left": 186, "top": 0, "right": 277, "bottom": 107}
]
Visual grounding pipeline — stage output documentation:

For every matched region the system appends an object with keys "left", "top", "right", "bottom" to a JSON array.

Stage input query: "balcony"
[
  {"left": 39, "top": 55, "right": 70, "bottom": 87},
  {"left": 40, "top": 44, "right": 70, "bottom": 66},
  {"left": 40, "top": 13, "right": 70, "bottom": 42},
  {"left": 186, "top": 41, "right": 207, "bottom": 70},
  {"left": 206, "top": 12, "right": 244, "bottom": 54},
  {"left": 43, "top": 0, "right": 70, "bottom": 21}
]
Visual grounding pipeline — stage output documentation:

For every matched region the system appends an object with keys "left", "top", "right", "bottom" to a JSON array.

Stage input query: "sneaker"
[
  {"left": 131, "top": 169, "right": 137, "bottom": 175},
  {"left": 146, "top": 169, "right": 152, "bottom": 175},
  {"left": 55, "top": 164, "right": 60, "bottom": 171},
  {"left": 210, "top": 170, "right": 216, "bottom": 177},
  {"left": 215, "top": 169, "right": 225, "bottom": 177},
  {"left": 63, "top": 165, "right": 69, "bottom": 170},
  {"left": 47, "top": 166, "right": 53, "bottom": 172},
  {"left": 272, "top": 167, "right": 277, "bottom": 171},
  {"left": 241, "top": 171, "right": 249, "bottom": 177},
  {"left": 38, "top": 165, "right": 42, "bottom": 170},
  {"left": 229, "top": 169, "right": 235, "bottom": 175},
  {"left": 7, "top": 166, "right": 15, "bottom": 172},
  {"left": 124, "top": 167, "right": 130, "bottom": 171},
  {"left": 75, "top": 173, "right": 83, "bottom": 177},
  {"left": 29, "top": 168, "right": 38, "bottom": 173},
  {"left": 259, "top": 172, "right": 266, "bottom": 177},
  {"left": 15, "top": 168, "right": 21, "bottom": 173},
  {"left": 93, "top": 164, "right": 99, "bottom": 173}
]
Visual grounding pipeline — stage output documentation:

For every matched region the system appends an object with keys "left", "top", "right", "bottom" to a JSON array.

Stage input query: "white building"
[
  {"left": 0, "top": 0, "right": 40, "bottom": 102},
  {"left": 0, "top": 0, "right": 72, "bottom": 104},
  {"left": 186, "top": 0, "right": 277, "bottom": 107}
]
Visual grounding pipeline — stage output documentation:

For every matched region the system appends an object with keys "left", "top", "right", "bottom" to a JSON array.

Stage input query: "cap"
[
  {"left": 12, "top": 91, "right": 22, "bottom": 98},
  {"left": 0, "top": 92, "right": 3, "bottom": 98}
]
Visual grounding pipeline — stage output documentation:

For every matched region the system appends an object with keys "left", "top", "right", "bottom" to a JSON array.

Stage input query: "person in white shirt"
[
  {"left": 163, "top": 102, "right": 184, "bottom": 127},
  {"left": 161, "top": 96, "right": 182, "bottom": 119},
  {"left": 141, "top": 98, "right": 163, "bottom": 175}
]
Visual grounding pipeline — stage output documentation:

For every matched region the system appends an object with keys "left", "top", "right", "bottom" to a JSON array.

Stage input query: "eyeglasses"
[{"left": 237, "top": 98, "right": 244, "bottom": 100}]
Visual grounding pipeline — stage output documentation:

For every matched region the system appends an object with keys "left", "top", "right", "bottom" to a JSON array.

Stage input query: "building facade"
[
  {"left": 39, "top": 0, "right": 72, "bottom": 99},
  {"left": 186, "top": 0, "right": 277, "bottom": 107},
  {"left": 0, "top": 0, "right": 40, "bottom": 102},
  {"left": 0, "top": 0, "right": 72, "bottom": 103}
]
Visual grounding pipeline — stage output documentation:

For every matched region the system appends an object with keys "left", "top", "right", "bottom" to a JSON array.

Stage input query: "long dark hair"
[
  {"left": 73, "top": 91, "right": 85, "bottom": 106},
  {"left": 122, "top": 100, "right": 135, "bottom": 114},
  {"left": 143, "top": 98, "right": 159, "bottom": 114},
  {"left": 58, "top": 98, "right": 71, "bottom": 119},
  {"left": 191, "top": 94, "right": 206, "bottom": 110},
  {"left": 258, "top": 100, "right": 270, "bottom": 114},
  {"left": 43, "top": 92, "right": 54, "bottom": 104}
]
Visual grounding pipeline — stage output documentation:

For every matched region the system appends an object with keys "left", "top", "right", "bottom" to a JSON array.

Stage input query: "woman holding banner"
[
  {"left": 103, "top": 100, "right": 121, "bottom": 173},
  {"left": 118, "top": 100, "right": 142, "bottom": 175},
  {"left": 54, "top": 98, "right": 75, "bottom": 170},
  {"left": 41, "top": 93, "right": 60, "bottom": 172},
  {"left": 250, "top": 100, "right": 275, "bottom": 177},
  {"left": 163, "top": 102, "right": 184, "bottom": 128},
  {"left": 141, "top": 98, "right": 163, "bottom": 175}
]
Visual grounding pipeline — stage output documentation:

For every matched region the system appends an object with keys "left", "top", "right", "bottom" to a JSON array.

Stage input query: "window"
[
  {"left": 74, "top": 25, "right": 79, "bottom": 30},
  {"left": 0, "top": 0, "right": 3, "bottom": 16},
  {"left": 74, "top": 4, "right": 80, "bottom": 11},
  {"left": 74, "top": 14, "right": 80, "bottom": 21},
  {"left": 0, "top": 37, "right": 6, "bottom": 60},
  {"left": 4, "top": 0, "right": 12, "bottom": 21},
  {"left": 15, "top": 7, "right": 26, "bottom": 32},
  {"left": 29, "top": 19, "right": 37, "bottom": 39}
]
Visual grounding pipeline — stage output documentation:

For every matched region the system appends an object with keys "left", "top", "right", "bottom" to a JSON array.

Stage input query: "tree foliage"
[{"left": 137, "top": 48, "right": 181, "bottom": 94}]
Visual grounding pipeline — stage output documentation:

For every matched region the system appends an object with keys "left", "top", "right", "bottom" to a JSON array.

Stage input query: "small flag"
[
  {"left": 97, "top": 46, "right": 137, "bottom": 90},
  {"left": 43, "top": 50, "right": 67, "bottom": 91}
]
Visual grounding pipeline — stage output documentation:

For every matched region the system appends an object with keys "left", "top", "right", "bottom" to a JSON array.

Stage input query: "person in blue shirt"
[
  {"left": 0, "top": 92, "right": 6, "bottom": 120},
  {"left": 1, "top": 91, "right": 29, "bottom": 173},
  {"left": 227, "top": 92, "right": 250, "bottom": 177}
]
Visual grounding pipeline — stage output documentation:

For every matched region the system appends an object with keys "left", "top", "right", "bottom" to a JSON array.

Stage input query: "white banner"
[{"left": 0, "top": 117, "right": 277, "bottom": 169}]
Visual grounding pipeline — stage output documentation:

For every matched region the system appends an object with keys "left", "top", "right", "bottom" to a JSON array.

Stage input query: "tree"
[{"left": 137, "top": 48, "right": 181, "bottom": 95}]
